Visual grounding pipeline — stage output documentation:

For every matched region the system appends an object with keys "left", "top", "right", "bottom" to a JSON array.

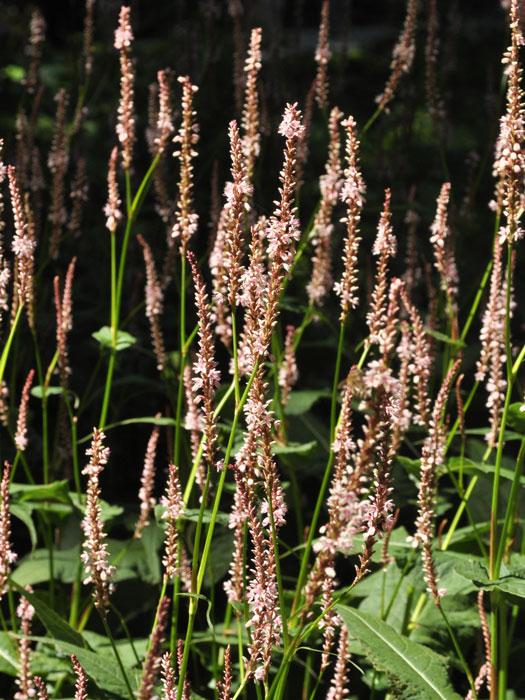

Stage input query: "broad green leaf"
[
  {"left": 10, "top": 480, "right": 70, "bottom": 503},
  {"left": 140, "top": 523, "right": 163, "bottom": 583},
  {"left": 396, "top": 456, "right": 420, "bottom": 477},
  {"left": 337, "top": 606, "right": 462, "bottom": 700},
  {"left": 507, "top": 403, "right": 525, "bottom": 434},
  {"left": 30, "top": 636, "right": 140, "bottom": 695},
  {"left": 30, "top": 385, "right": 65, "bottom": 399},
  {"left": 70, "top": 493, "right": 123, "bottom": 522},
  {"left": 454, "top": 560, "right": 525, "bottom": 598},
  {"left": 0, "top": 631, "right": 18, "bottom": 675},
  {"left": 92, "top": 325, "right": 136, "bottom": 351},
  {"left": 12, "top": 548, "right": 80, "bottom": 586},
  {"left": 273, "top": 440, "right": 317, "bottom": 455},
  {"left": 447, "top": 457, "right": 525, "bottom": 485},
  {"left": 10, "top": 581, "right": 86, "bottom": 648},
  {"left": 10, "top": 503, "right": 37, "bottom": 550},
  {"left": 284, "top": 390, "right": 331, "bottom": 416}
]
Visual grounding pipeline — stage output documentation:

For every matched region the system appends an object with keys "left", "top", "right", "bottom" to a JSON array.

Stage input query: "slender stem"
[
  {"left": 177, "top": 363, "right": 259, "bottom": 700},
  {"left": 292, "top": 322, "right": 345, "bottom": 615},
  {"left": 174, "top": 255, "right": 187, "bottom": 469},
  {"left": 0, "top": 303, "right": 23, "bottom": 386},
  {"left": 102, "top": 615, "right": 135, "bottom": 700}
]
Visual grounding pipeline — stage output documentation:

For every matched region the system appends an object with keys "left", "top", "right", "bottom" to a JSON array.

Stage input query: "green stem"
[
  {"left": 177, "top": 363, "right": 259, "bottom": 700},
  {"left": 102, "top": 615, "right": 134, "bottom": 700},
  {"left": 0, "top": 303, "right": 23, "bottom": 386},
  {"left": 292, "top": 322, "right": 345, "bottom": 615}
]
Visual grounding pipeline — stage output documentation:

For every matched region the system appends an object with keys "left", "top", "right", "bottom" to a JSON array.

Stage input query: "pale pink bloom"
[
  {"left": 375, "top": 0, "right": 418, "bottom": 110},
  {"left": 314, "top": 1, "right": 331, "bottom": 110},
  {"left": 241, "top": 28, "right": 263, "bottom": 181},
  {"left": 429, "top": 182, "right": 458, "bottom": 306},
  {"left": 15, "top": 369, "right": 34, "bottom": 452},
  {"left": 138, "top": 235, "right": 166, "bottom": 371},
  {"left": 161, "top": 652, "right": 177, "bottom": 700},
  {"left": 114, "top": 6, "right": 133, "bottom": 49},
  {"left": 80, "top": 429, "right": 116, "bottom": 616},
  {"left": 413, "top": 361, "right": 461, "bottom": 604},
  {"left": 0, "top": 461, "right": 17, "bottom": 599},
  {"left": 325, "top": 625, "right": 351, "bottom": 700},
  {"left": 278, "top": 102, "right": 306, "bottom": 140},
  {"left": 71, "top": 655, "right": 88, "bottom": 700},
  {"left": 104, "top": 147, "right": 122, "bottom": 234},
  {"left": 162, "top": 463, "right": 185, "bottom": 578},
  {"left": 138, "top": 597, "right": 170, "bottom": 700},
  {"left": 115, "top": 7, "right": 135, "bottom": 170},
  {"left": 135, "top": 419, "right": 161, "bottom": 538},
  {"left": 171, "top": 77, "right": 199, "bottom": 253},
  {"left": 14, "top": 587, "right": 35, "bottom": 700},
  {"left": 278, "top": 325, "right": 299, "bottom": 406},
  {"left": 308, "top": 107, "right": 343, "bottom": 307},
  {"left": 492, "top": 0, "right": 525, "bottom": 242},
  {"left": 334, "top": 116, "right": 365, "bottom": 321},
  {"left": 155, "top": 70, "right": 174, "bottom": 154},
  {"left": 367, "top": 189, "right": 396, "bottom": 345}
]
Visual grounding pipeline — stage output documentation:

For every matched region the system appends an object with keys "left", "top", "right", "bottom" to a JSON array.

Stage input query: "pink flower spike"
[
  {"left": 15, "top": 369, "right": 34, "bottom": 452},
  {"left": 80, "top": 429, "right": 115, "bottom": 617},
  {"left": 0, "top": 461, "right": 17, "bottom": 599}
]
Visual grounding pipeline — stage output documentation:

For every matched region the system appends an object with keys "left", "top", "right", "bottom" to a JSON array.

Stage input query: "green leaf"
[
  {"left": 284, "top": 390, "right": 331, "bottom": 416},
  {"left": 507, "top": 403, "right": 525, "bottom": 434},
  {"left": 424, "top": 328, "right": 465, "bottom": 349},
  {"left": 447, "top": 457, "right": 525, "bottom": 485},
  {"left": 92, "top": 325, "right": 136, "bottom": 352},
  {"left": 337, "top": 606, "right": 462, "bottom": 700},
  {"left": 272, "top": 440, "right": 317, "bottom": 455},
  {"left": 12, "top": 548, "right": 80, "bottom": 586},
  {"left": 30, "top": 385, "right": 65, "bottom": 399},
  {"left": 0, "top": 631, "right": 18, "bottom": 675},
  {"left": 183, "top": 508, "right": 229, "bottom": 527},
  {"left": 30, "top": 636, "right": 140, "bottom": 695},
  {"left": 10, "top": 581, "right": 86, "bottom": 648},
  {"left": 10, "top": 503, "right": 37, "bottom": 550},
  {"left": 10, "top": 480, "right": 70, "bottom": 503},
  {"left": 396, "top": 456, "right": 420, "bottom": 477},
  {"left": 70, "top": 492, "right": 123, "bottom": 522},
  {"left": 2, "top": 64, "right": 25, "bottom": 83},
  {"left": 454, "top": 560, "right": 525, "bottom": 598}
]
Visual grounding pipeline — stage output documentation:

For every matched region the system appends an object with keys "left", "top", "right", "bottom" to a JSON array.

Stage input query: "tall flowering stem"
[
  {"left": 241, "top": 28, "right": 263, "bottom": 183},
  {"left": 414, "top": 361, "right": 460, "bottom": 605},
  {"left": 367, "top": 189, "right": 396, "bottom": 347},
  {"left": 172, "top": 75, "right": 199, "bottom": 470},
  {"left": 374, "top": 0, "right": 418, "bottom": 113},
  {"left": 114, "top": 6, "right": 135, "bottom": 174},
  {"left": 80, "top": 429, "right": 115, "bottom": 618},
  {"left": 307, "top": 106, "right": 343, "bottom": 308},
  {"left": 314, "top": 1, "right": 331, "bottom": 111},
  {"left": 139, "top": 596, "right": 171, "bottom": 700},
  {"left": 134, "top": 418, "right": 161, "bottom": 539},
  {"left": 0, "top": 461, "right": 16, "bottom": 600},
  {"left": 334, "top": 115, "right": 365, "bottom": 322},
  {"left": 429, "top": 182, "right": 458, "bottom": 325},
  {"left": 71, "top": 654, "right": 88, "bottom": 700},
  {"left": 14, "top": 587, "right": 35, "bottom": 700},
  {"left": 48, "top": 89, "right": 69, "bottom": 259},
  {"left": 138, "top": 235, "right": 167, "bottom": 371},
  {"left": 15, "top": 368, "right": 34, "bottom": 452},
  {"left": 171, "top": 76, "right": 199, "bottom": 255},
  {"left": 187, "top": 251, "right": 220, "bottom": 474}
]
